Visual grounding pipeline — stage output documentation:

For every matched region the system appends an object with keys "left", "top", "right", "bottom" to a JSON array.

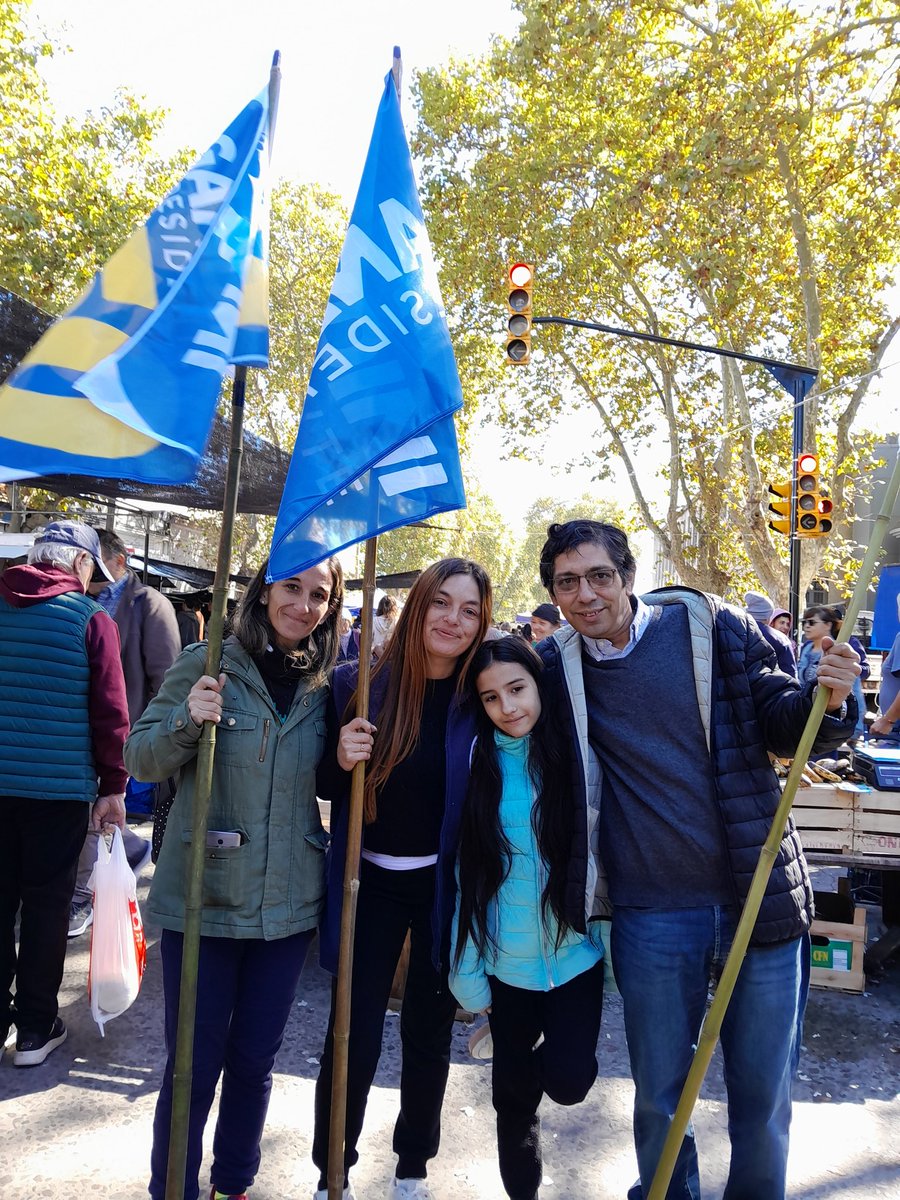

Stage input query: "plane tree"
[{"left": 413, "top": 0, "right": 900, "bottom": 599}]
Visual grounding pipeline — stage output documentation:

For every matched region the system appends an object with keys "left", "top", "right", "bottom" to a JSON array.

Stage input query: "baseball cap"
[{"left": 33, "top": 521, "right": 115, "bottom": 581}]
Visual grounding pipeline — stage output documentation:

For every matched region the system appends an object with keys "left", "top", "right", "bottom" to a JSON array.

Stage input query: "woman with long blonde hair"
[{"left": 311, "top": 558, "right": 492, "bottom": 1200}]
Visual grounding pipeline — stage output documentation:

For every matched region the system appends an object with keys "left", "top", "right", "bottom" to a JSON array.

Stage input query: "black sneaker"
[{"left": 14, "top": 1017, "right": 67, "bottom": 1067}]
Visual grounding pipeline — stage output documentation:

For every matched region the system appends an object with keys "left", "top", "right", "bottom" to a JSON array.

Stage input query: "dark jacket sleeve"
[
  {"left": 85, "top": 610, "right": 130, "bottom": 795},
  {"left": 727, "top": 610, "right": 857, "bottom": 757},
  {"left": 761, "top": 625, "right": 797, "bottom": 678},
  {"left": 316, "top": 662, "right": 392, "bottom": 809},
  {"left": 316, "top": 676, "right": 354, "bottom": 808},
  {"left": 849, "top": 635, "right": 870, "bottom": 681}
]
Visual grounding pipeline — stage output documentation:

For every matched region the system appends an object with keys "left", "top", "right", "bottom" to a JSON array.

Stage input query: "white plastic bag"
[{"left": 87, "top": 827, "right": 147, "bottom": 1035}]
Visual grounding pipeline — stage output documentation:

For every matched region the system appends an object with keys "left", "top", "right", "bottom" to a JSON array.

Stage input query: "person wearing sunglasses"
[
  {"left": 533, "top": 520, "right": 860, "bottom": 1200},
  {"left": 799, "top": 606, "right": 868, "bottom": 739}
]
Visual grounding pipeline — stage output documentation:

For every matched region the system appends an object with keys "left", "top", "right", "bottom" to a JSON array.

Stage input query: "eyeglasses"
[
  {"left": 801, "top": 618, "right": 820, "bottom": 626},
  {"left": 552, "top": 567, "right": 619, "bottom": 595}
]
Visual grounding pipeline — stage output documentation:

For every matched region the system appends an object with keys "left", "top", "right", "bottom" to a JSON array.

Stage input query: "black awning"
[
  {"left": 344, "top": 571, "right": 421, "bottom": 591},
  {"left": 129, "top": 556, "right": 252, "bottom": 589}
]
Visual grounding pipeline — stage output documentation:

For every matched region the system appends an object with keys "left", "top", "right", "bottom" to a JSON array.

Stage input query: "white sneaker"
[
  {"left": 389, "top": 1179, "right": 436, "bottom": 1199},
  {"left": 312, "top": 1187, "right": 355, "bottom": 1199}
]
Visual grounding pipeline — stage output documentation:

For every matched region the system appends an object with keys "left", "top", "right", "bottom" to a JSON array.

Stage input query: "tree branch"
[{"left": 560, "top": 346, "right": 670, "bottom": 554}]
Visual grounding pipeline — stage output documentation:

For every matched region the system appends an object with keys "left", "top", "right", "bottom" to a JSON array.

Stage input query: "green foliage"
[
  {"left": 376, "top": 475, "right": 517, "bottom": 612},
  {"left": 255, "top": 181, "right": 347, "bottom": 448},
  {"left": 501, "top": 492, "right": 630, "bottom": 615},
  {"left": 412, "top": 0, "right": 900, "bottom": 599},
  {"left": 0, "top": 0, "right": 190, "bottom": 311}
]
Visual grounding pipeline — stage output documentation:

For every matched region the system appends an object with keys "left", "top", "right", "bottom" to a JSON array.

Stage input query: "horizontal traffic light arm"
[{"left": 531, "top": 316, "right": 817, "bottom": 379}]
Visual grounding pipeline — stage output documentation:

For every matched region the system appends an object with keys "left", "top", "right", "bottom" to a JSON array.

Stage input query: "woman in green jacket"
[{"left": 125, "top": 555, "right": 343, "bottom": 1200}]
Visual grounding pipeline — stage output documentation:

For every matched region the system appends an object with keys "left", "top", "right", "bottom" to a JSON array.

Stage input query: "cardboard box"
[{"left": 809, "top": 906, "right": 866, "bottom": 993}]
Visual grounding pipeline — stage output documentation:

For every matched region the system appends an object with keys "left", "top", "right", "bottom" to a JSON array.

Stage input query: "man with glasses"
[{"left": 534, "top": 520, "right": 860, "bottom": 1200}]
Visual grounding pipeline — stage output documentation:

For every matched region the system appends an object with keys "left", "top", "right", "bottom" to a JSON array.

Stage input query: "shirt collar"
[
  {"left": 582, "top": 595, "right": 653, "bottom": 661},
  {"left": 94, "top": 571, "right": 128, "bottom": 614}
]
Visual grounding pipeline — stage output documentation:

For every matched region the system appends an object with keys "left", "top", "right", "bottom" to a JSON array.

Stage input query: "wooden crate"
[
  {"left": 793, "top": 783, "right": 900, "bottom": 858},
  {"left": 809, "top": 906, "right": 866, "bottom": 993},
  {"left": 792, "top": 783, "right": 854, "bottom": 851},
  {"left": 850, "top": 787, "right": 900, "bottom": 858}
]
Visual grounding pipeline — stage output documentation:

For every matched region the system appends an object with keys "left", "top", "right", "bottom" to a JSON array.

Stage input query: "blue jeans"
[{"left": 611, "top": 906, "right": 809, "bottom": 1200}]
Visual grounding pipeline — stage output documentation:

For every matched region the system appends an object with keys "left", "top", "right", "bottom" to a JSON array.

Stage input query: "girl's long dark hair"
[{"left": 454, "top": 637, "right": 574, "bottom": 969}]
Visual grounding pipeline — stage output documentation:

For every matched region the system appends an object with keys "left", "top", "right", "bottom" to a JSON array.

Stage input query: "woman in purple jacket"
[{"left": 311, "top": 558, "right": 492, "bottom": 1200}]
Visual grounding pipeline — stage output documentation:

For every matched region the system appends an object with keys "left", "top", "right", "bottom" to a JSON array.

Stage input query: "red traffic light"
[
  {"left": 506, "top": 261, "right": 534, "bottom": 365},
  {"left": 797, "top": 452, "right": 818, "bottom": 474},
  {"left": 509, "top": 262, "right": 533, "bottom": 288}
]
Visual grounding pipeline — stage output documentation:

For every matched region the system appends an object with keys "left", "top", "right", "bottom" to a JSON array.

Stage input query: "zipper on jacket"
[{"left": 259, "top": 718, "right": 271, "bottom": 762}]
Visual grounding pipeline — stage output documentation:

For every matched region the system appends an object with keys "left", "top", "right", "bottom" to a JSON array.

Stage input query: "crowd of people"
[{"left": 2, "top": 515, "right": 883, "bottom": 1200}]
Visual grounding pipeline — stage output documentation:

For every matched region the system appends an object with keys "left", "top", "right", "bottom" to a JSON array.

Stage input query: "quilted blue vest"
[{"left": 0, "top": 589, "right": 102, "bottom": 801}]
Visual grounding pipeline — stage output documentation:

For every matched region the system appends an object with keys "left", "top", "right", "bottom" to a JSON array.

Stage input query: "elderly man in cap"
[
  {"left": 530, "top": 602, "right": 562, "bottom": 643},
  {"left": 0, "top": 520, "right": 129, "bottom": 1066},
  {"left": 67, "top": 527, "right": 182, "bottom": 938}
]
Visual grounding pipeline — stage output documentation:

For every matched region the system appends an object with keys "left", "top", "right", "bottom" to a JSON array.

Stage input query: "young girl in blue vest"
[{"left": 450, "top": 637, "right": 605, "bottom": 1200}]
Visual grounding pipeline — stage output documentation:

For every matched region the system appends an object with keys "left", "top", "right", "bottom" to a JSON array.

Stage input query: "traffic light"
[
  {"left": 506, "top": 262, "right": 533, "bottom": 364},
  {"left": 768, "top": 480, "right": 792, "bottom": 536},
  {"left": 795, "top": 452, "right": 833, "bottom": 537}
]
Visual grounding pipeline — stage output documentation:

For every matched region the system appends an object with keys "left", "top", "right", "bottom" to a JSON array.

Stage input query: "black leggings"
[
  {"left": 489, "top": 959, "right": 605, "bottom": 1200},
  {"left": 312, "top": 859, "right": 457, "bottom": 1186}
]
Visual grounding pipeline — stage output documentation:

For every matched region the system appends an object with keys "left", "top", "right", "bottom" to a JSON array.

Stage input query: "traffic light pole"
[
  {"left": 531, "top": 315, "right": 815, "bottom": 628},
  {"left": 788, "top": 386, "right": 805, "bottom": 635}
]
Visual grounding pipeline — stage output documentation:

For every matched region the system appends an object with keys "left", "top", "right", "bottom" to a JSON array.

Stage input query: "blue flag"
[
  {"left": 0, "top": 88, "right": 270, "bottom": 485},
  {"left": 267, "top": 73, "right": 466, "bottom": 581}
]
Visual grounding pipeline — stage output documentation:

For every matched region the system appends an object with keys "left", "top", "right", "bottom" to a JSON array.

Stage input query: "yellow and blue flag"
[
  {"left": 0, "top": 89, "right": 270, "bottom": 485},
  {"left": 267, "top": 73, "right": 466, "bottom": 581}
]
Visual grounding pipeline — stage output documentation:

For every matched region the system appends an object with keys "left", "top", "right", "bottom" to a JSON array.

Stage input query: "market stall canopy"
[{"left": 0, "top": 289, "right": 290, "bottom": 515}]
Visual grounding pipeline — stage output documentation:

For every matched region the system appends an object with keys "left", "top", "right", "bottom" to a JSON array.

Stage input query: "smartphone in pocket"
[{"left": 206, "top": 830, "right": 242, "bottom": 849}]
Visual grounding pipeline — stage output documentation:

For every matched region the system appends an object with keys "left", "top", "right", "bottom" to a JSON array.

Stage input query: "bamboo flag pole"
[
  {"left": 164, "top": 52, "right": 282, "bottom": 1200},
  {"left": 327, "top": 535, "right": 378, "bottom": 1200},
  {"left": 647, "top": 448, "right": 900, "bottom": 1200},
  {"left": 326, "top": 47, "right": 403, "bottom": 1200}
]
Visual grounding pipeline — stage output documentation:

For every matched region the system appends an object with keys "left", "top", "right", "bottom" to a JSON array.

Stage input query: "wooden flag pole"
[
  {"left": 326, "top": 45, "right": 403, "bottom": 1200},
  {"left": 165, "top": 51, "right": 282, "bottom": 1200},
  {"left": 647, "top": 448, "right": 900, "bottom": 1200},
  {"left": 327, "top": 535, "right": 378, "bottom": 1199}
]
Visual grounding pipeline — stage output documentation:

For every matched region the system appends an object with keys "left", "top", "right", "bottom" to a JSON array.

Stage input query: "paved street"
[{"left": 1, "top": 837, "right": 898, "bottom": 1200}]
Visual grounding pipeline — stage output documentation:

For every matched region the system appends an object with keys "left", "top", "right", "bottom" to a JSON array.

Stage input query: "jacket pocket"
[
  {"left": 304, "top": 827, "right": 329, "bottom": 852},
  {"left": 214, "top": 709, "right": 260, "bottom": 762},
  {"left": 181, "top": 831, "right": 249, "bottom": 909}
]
